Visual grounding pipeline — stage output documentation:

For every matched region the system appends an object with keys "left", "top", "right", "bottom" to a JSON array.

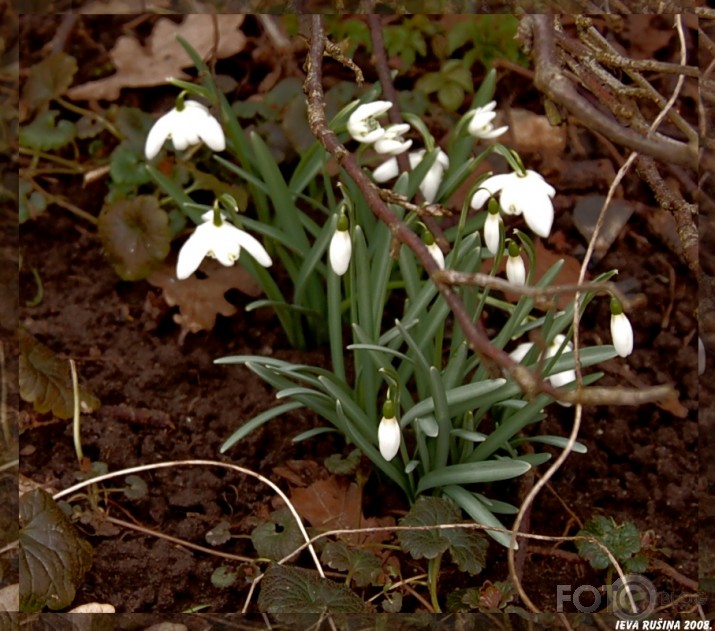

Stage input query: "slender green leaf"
[{"left": 416, "top": 459, "right": 531, "bottom": 493}]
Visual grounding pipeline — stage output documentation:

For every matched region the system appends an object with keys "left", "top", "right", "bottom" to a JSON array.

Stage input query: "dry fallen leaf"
[
  {"left": 147, "top": 259, "right": 261, "bottom": 343},
  {"left": 290, "top": 477, "right": 394, "bottom": 545},
  {"left": 67, "top": 15, "right": 246, "bottom": 101}
]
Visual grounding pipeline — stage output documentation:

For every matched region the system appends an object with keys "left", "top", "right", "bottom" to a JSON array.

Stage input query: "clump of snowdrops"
[{"left": 146, "top": 38, "right": 633, "bottom": 547}]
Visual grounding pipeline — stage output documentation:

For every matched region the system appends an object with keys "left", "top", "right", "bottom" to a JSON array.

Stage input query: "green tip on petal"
[
  {"left": 610, "top": 297, "right": 623, "bottom": 316},
  {"left": 336, "top": 213, "right": 349, "bottom": 232},
  {"left": 507, "top": 240, "right": 520, "bottom": 257},
  {"left": 382, "top": 400, "right": 395, "bottom": 419},
  {"left": 422, "top": 230, "right": 435, "bottom": 246},
  {"left": 487, "top": 198, "right": 500, "bottom": 215}
]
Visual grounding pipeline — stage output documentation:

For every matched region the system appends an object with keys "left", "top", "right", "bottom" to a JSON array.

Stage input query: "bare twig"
[{"left": 526, "top": 15, "right": 697, "bottom": 169}]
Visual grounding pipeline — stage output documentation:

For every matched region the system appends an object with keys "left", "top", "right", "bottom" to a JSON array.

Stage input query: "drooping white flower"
[
  {"left": 378, "top": 407, "right": 401, "bottom": 461},
  {"left": 544, "top": 334, "right": 576, "bottom": 391},
  {"left": 610, "top": 300, "right": 634, "bottom": 358},
  {"left": 509, "top": 334, "right": 575, "bottom": 405},
  {"left": 176, "top": 210, "right": 272, "bottom": 280},
  {"left": 426, "top": 241, "right": 445, "bottom": 270},
  {"left": 374, "top": 123, "right": 412, "bottom": 155},
  {"left": 470, "top": 169, "right": 556, "bottom": 238},
  {"left": 506, "top": 245, "right": 526, "bottom": 286},
  {"left": 145, "top": 100, "right": 225, "bottom": 160},
  {"left": 374, "top": 149, "right": 449, "bottom": 203},
  {"left": 329, "top": 216, "right": 352, "bottom": 276},
  {"left": 483, "top": 204, "right": 503, "bottom": 255},
  {"left": 347, "top": 100, "right": 393, "bottom": 144},
  {"left": 465, "top": 100, "right": 508, "bottom": 140}
]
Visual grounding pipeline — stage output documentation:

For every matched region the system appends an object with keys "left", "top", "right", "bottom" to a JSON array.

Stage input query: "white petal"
[
  {"left": 483, "top": 212, "right": 502, "bottom": 255},
  {"left": 209, "top": 226, "right": 242, "bottom": 266},
  {"left": 374, "top": 137, "right": 412, "bottom": 155},
  {"left": 478, "top": 125, "right": 509, "bottom": 139},
  {"left": 506, "top": 255, "right": 526, "bottom": 285},
  {"left": 329, "top": 229, "right": 352, "bottom": 276},
  {"left": 176, "top": 223, "right": 213, "bottom": 279},
  {"left": 610, "top": 312, "right": 634, "bottom": 357},
  {"left": 419, "top": 164, "right": 444, "bottom": 203},
  {"left": 230, "top": 226, "right": 273, "bottom": 267},
  {"left": 144, "top": 110, "right": 176, "bottom": 159},
  {"left": 373, "top": 157, "right": 400, "bottom": 182},
  {"left": 522, "top": 197, "right": 554, "bottom": 238},
  {"left": 427, "top": 242, "right": 445, "bottom": 269},
  {"left": 352, "top": 100, "right": 393, "bottom": 121},
  {"left": 197, "top": 112, "right": 226, "bottom": 152},
  {"left": 509, "top": 342, "right": 534, "bottom": 364},
  {"left": 378, "top": 416, "right": 401, "bottom": 461},
  {"left": 470, "top": 173, "right": 510, "bottom": 209}
]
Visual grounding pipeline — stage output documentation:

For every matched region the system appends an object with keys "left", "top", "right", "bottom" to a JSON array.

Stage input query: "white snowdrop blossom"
[
  {"left": 378, "top": 412, "right": 401, "bottom": 461},
  {"left": 509, "top": 334, "right": 575, "bottom": 406},
  {"left": 145, "top": 100, "right": 225, "bottom": 160},
  {"left": 176, "top": 211, "right": 272, "bottom": 280},
  {"left": 373, "top": 149, "right": 450, "bottom": 203},
  {"left": 610, "top": 300, "right": 634, "bottom": 358},
  {"left": 471, "top": 169, "right": 556, "bottom": 238},
  {"left": 465, "top": 100, "right": 508, "bottom": 140},
  {"left": 329, "top": 217, "right": 352, "bottom": 276},
  {"left": 483, "top": 205, "right": 503, "bottom": 255},
  {"left": 506, "top": 251, "right": 526, "bottom": 285},
  {"left": 347, "top": 100, "right": 393, "bottom": 144},
  {"left": 426, "top": 241, "right": 445, "bottom": 270},
  {"left": 374, "top": 123, "right": 412, "bottom": 156}
]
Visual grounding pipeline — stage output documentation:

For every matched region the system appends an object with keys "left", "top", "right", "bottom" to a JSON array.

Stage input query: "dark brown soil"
[{"left": 17, "top": 12, "right": 702, "bottom": 620}]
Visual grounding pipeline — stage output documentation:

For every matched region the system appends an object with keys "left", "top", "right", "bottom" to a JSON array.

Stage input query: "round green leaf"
[
  {"left": 98, "top": 196, "right": 171, "bottom": 281},
  {"left": 23, "top": 52, "right": 78, "bottom": 110},
  {"left": 20, "top": 110, "right": 77, "bottom": 151}
]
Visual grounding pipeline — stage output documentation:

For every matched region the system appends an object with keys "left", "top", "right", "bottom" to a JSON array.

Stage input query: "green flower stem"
[
  {"left": 30, "top": 180, "right": 98, "bottom": 225},
  {"left": 56, "top": 96, "right": 122, "bottom": 139},
  {"left": 327, "top": 266, "right": 346, "bottom": 383},
  {"left": 427, "top": 553, "right": 443, "bottom": 613},
  {"left": 19, "top": 146, "right": 86, "bottom": 173}
]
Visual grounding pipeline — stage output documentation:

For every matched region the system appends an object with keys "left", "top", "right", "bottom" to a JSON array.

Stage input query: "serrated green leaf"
[
  {"left": 23, "top": 52, "right": 77, "bottom": 110},
  {"left": 211, "top": 565, "right": 238, "bottom": 589},
  {"left": 122, "top": 475, "right": 148, "bottom": 500},
  {"left": 251, "top": 508, "right": 305, "bottom": 562},
  {"left": 258, "top": 564, "right": 371, "bottom": 613},
  {"left": 19, "top": 489, "right": 93, "bottom": 612},
  {"left": 19, "top": 181, "right": 47, "bottom": 224},
  {"left": 398, "top": 496, "right": 487, "bottom": 576},
  {"left": 109, "top": 145, "right": 151, "bottom": 186},
  {"left": 438, "top": 83, "right": 465, "bottom": 112},
  {"left": 98, "top": 196, "right": 170, "bottom": 281},
  {"left": 205, "top": 520, "right": 232, "bottom": 547},
  {"left": 20, "top": 110, "right": 76, "bottom": 151},
  {"left": 320, "top": 541, "right": 382, "bottom": 588},
  {"left": 324, "top": 449, "right": 361, "bottom": 476},
  {"left": 19, "top": 329, "right": 100, "bottom": 419},
  {"left": 576, "top": 516, "right": 642, "bottom": 570}
]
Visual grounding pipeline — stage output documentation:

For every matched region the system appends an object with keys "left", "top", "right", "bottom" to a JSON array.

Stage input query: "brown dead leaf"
[
  {"left": 67, "top": 15, "right": 246, "bottom": 101},
  {"left": 147, "top": 258, "right": 260, "bottom": 343},
  {"left": 290, "top": 477, "right": 395, "bottom": 545}
]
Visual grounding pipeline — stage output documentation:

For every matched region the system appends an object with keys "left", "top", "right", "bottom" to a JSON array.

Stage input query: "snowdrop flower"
[
  {"left": 465, "top": 100, "right": 508, "bottom": 140},
  {"left": 378, "top": 401, "right": 401, "bottom": 461},
  {"left": 423, "top": 231, "right": 445, "bottom": 270},
  {"left": 471, "top": 169, "right": 556, "bottom": 238},
  {"left": 506, "top": 242, "right": 526, "bottom": 285},
  {"left": 145, "top": 99, "right": 225, "bottom": 160},
  {"left": 610, "top": 299, "right": 634, "bottom": 358},
  {"left": 347, "top": 100, "right": 392, "bottom": 144},
  {"left": 374, "top": 123, "right": 412, "bottom": 155},
  {"left": 373, "top": 149, "right": 450, "bottom": 204},
  {"left": 483, "top": 200, "right": 503, "bottom": 255},
  {"left": 509, "top": 334, "right": 575, "bottom": 405},
  {"left": 329, "top": 214, "right": 352, "bottom": 276},
  {"left": 544, "top": 334, "right": 576, "bottom": 391},
  {"left": 176, "top": 210, "right": 272, "bottom": 280}
]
